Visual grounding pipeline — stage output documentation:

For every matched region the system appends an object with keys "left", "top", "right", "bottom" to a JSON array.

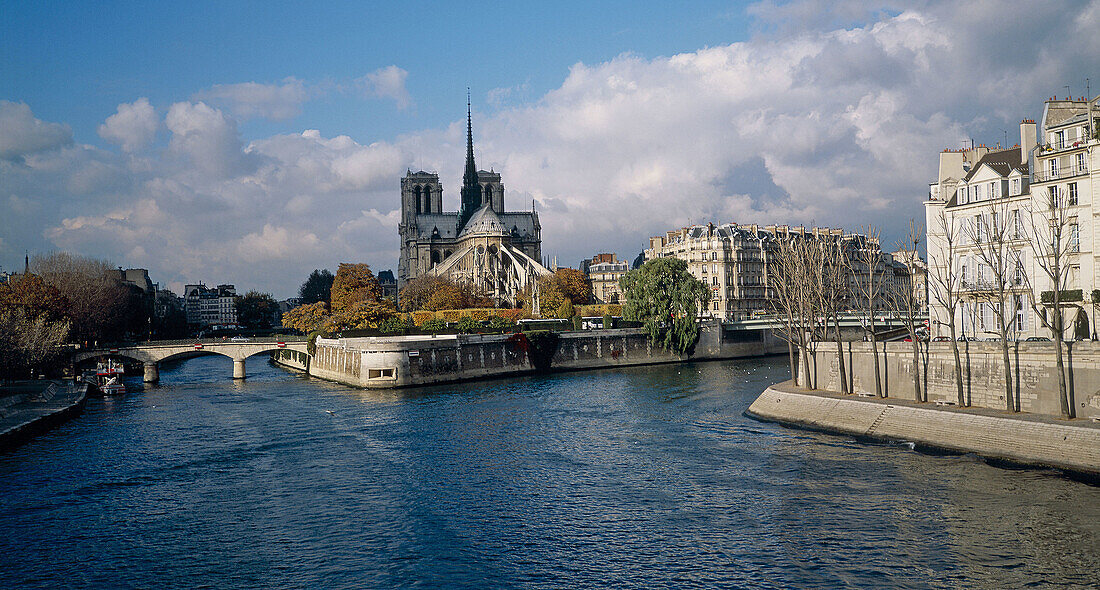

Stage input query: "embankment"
[
  {"left": 0, "top": 381, "right": 88, "bottom": 450},
  {"left": 747, "top": 382, "right": 1100, "bottom": 477},
  {"left": 274, "top": 323, "right": 786, "bottom": 388}
]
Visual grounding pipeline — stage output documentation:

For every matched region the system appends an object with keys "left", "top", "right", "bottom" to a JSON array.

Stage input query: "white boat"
[{"left": 86, "top": 359, "right": 127, "bottom": 397}]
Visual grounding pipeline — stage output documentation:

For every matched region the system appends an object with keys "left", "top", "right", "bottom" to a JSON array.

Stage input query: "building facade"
[
  {"left": 645, "top": 223, "right": 907, "bottom": 321},
  {"left": 581, "top": 253, "right": 629, "bottom": 304},
  {"left": 925, "top": 95, "right": 1100, "bottom": 340},
  {"left": 398, "top": 103, "right": 550, "bottom": 307},
  {"left": 184, "top": 283, "right": 238, "bottom": 328}
]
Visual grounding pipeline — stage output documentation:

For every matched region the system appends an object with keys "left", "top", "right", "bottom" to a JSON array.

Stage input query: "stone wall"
[
  {"left": 282, "top": 324, "right": 786, "bottom": 389},
  {"left": 801, "top": 341, "right": 1100, "bottom": 420},
  {"left": 746, "top": 384, "right": 1100, "bottom": 476}
]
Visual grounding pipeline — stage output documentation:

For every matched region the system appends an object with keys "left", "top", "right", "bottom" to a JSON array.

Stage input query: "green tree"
[
  {"left": 298, "top": 269, "right": 334, "bottom": 305},
  {"left": 235, "top": 291, "right": 279, "bottom": 330},
  {"left": 619, "top": 257, "right": 710, "bottom": 355}
]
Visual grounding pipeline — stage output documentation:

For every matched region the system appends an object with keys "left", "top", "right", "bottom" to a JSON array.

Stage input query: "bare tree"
[
  {"left": 927, "top": 210, "right": 966, "bottom": 406},
  {"left": 820, "top": 233, "right": 850, "bottom": 394},
  {"left": 1019, "top": 185, "right": 1075, "bottom": 418},
  {"left": 851, "top": 226, "right": 887, "bottom": 397},
  {"left": 771, "top": 233, "right": 806, "bottom": 387},
  {"left": 963, "top": 201, "right": 1017, "bottom": 412},
  {"left": 888, "top": 220, "right": 926, "bottom": 402},
  {"left": 32, "top": 252, "right": 131, "bottom": 344}
]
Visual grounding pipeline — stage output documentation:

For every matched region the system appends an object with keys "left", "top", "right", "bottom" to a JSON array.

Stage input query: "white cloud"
[
  {"left": 192, "top": 77, "right": 309, "bottom": 121},
  {"left": 98, "top": 98, "right": 159, "bottom": 152},
  {"left": 0, "top": 101, "right": 72, "bottom": 160},
  {"left": 6, "top": 1, "right": 1100, "bottom": 297},
  {"left": 358, "top": 65, "right": 411, "bottom": 109}
]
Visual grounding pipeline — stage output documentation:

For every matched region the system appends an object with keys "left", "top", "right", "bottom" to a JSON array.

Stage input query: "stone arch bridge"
[{"left": 72, "top": 338, "right": 309, "bottom": 382}]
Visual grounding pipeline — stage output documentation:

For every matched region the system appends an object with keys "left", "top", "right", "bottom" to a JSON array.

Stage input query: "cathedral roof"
[{"left": 458, "top": 204, "right": 508, "bottom": 238}]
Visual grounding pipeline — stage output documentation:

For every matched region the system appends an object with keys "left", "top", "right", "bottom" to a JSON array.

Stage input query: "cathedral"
[{"left": 397, "top": 102, "right": 551, "bottom": 307}]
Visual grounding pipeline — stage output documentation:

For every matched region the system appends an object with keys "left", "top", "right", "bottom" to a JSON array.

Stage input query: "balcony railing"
[
  {"left": 1032, "top": 165, "right": 1089, "bottom": 183},
  {"left": 1040, "top": 138, "right": 1090, "bottom": 154}
]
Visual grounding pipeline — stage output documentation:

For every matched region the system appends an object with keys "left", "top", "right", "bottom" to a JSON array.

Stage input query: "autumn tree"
[
  {"left": 281, "top": 301, "right": 329, "bottom": 334},
  {"left": 553, "top": 268, "right": 591, "bottom": 304},
  {"left": 400, "top": 276, "right": 492, "bottom": 311},
  {"left": 31, "top": 252, "right": 131, "bottom": 343},
  {"left": 298, "top": 269, "right": 335, "bottom": 305},
  {"left": 0, "top": 308, "right": 70, "bottom": 380},
  {"left": 619, "top": 257, "right": 710, "bottom": 355},
  {"left": 0, "top": 274, "right": 68, "bottom": 320},
  {"left": 330, "top": 263, "right": 383, "bottom": 313},
  {"left": 235, "top": 291, "right": 280, "bottom": 330}
]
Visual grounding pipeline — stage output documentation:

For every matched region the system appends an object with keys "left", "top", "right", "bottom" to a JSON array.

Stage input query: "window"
[
  {"left": 1068, "top": 182, "right": 1078, "bottom": 206},
  {"left": 1070, "top": 222, "right": 1080, "bottom": 252},
  {"left": 1014, "top": 257, "right": 1025, "bottom": 286},
  {"left": 1015, "top": 295, "right": 1027, "bottom": 331},
  {"left": 1077, "top": 153, "right": 1087, "bottom": 173},
  {"left": 974, "top": 215, "right": 983, "bottom": 242},
  {"left": 1011, "top": 178, "right": 1020, "bottom": 195},
  {"left": 1054, "top": 130, "right": 1065, "bottom": 148},
  {"left": 961, "top": 260, "right": 968, "bottom": 284},
  {"left": 1012, "top": 210, "right": 1022, "bottom": 239},
  {"left": 991, "top": 181, "right": 998, "bottom": 198},
  {"left": 1048, "top": 158, "right": 1058, "bottom": 179},
  {"left": 1051, "top": 186, "right": 1060, "bottom": 209},
  {"left": 711, "top": 251, "right": 717, "bottom": 260}
]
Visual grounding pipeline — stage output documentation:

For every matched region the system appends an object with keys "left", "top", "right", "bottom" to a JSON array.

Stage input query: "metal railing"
[
  {"left": 1032, "top": 165, "right": 1089, "bottom": 183},
  {"left": 77, "top": 335, "right": 308, "bottom": 349}
]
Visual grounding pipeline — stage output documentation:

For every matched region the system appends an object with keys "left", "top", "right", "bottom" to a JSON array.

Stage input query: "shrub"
[
  {"left": 421, "top": 318, "right": 446, "bottom": 332},
  {"left": 486, "top": 315, "right": 516, "bottom": 329},
  {"left": 602, "top": 313, "right": 613, "bottom": 329},
  {"left": 379, "top": 315, "right": 411, "bottom": 334},
  {"left": 441, "top": 310, "right": 463, "bottom": 322},
  {"left": 556, "top": 300, "right": 574, "bottom": 320},
  {"left": 572, "top": 315, "right": 582, "bottom": 330},
  {"left": 456, "top": 317, "right": 480, "bottom": 333},
  {"left": 412, "top": 311, "right": 434, "bottom": 326}
]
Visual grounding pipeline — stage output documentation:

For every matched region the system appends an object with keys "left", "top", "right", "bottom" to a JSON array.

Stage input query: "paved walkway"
[
  {"left": 0, "top": 381, "right": 87, "bottom": 449},
  {"left": 769, "top": 379, "right": 1100, "bottom": 430}
]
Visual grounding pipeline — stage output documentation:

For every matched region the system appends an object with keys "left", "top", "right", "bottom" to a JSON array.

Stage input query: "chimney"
[{"left": 1020, "top": 119, "right": 1037, "bottom": 159}]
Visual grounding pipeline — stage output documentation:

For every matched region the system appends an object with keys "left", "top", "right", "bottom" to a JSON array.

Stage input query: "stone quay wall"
[
  {"left": 747, "top": 383, "right": 1100, "bottom": 477},
  {"left": 800, "top": 341, "right": 1100, "bottom": 421},
  {"left": 274, "top": 324, "right": 786, "bottom": 389}
]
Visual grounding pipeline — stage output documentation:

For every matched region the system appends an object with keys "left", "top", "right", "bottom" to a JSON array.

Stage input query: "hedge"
[
  {"left": 575, "top": 304, "right": 623, "bottom": 317},
  {"left": 407, "top": 307, "right": 530, "bottom": 326}
]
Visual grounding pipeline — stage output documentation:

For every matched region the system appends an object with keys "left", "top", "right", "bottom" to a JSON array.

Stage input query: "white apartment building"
[
  {"left": 925, "top": 95, "right": 1100, "bottom": 340},
  {"left": 645, "top": 223, "right": 907, "bottom": 321},
  {"left": 184, "top": 283, "right": 239, "bottom": 328}
]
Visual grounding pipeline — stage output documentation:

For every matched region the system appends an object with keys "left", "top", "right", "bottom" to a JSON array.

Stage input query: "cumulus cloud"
[
  {"left": 0, "top": 101, "right": 72, "bottom": 160},
  {"left": 358, "top": 65, "right": 411, "bottom": 109},
  {"left": 98, "top": 98, "right": 159, "bottom": 152},
  {"left": 192, "top": 77, "right": 309, "bottom": 120},
  {"left": 6, "top": 1, "right": 1100, "bottom": 297}
]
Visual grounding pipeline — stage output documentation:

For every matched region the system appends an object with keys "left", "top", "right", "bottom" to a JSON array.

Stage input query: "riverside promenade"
[
  {"left": 0, "top": 381, "right": 88, "bottom": 450},
  {"left": 747, "top": 381, "right": 1100, "bottom": 479}
]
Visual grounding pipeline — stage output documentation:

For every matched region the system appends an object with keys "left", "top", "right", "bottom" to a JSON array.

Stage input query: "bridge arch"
[{"left": 72, "top": 341, "right": 309, "bottom": 383}]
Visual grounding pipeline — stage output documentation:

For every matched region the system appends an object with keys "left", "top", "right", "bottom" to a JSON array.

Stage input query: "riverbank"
[
  {"left": 746, "top": 381, "right": 1100, "bottom": 479},
  {"left": 274, "top": 323, "right": 787, "bottom": 388},
  {"left": 0, "top": 381, "right": 88, "bottom": 450}
]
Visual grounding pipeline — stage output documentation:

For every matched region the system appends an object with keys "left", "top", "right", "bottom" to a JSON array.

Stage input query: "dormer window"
[{"left": 1011, "top": 178, "right": 1020, "bottom": 195}]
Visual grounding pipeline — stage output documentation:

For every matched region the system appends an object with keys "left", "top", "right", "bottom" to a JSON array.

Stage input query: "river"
[{"left": 1, "top": 355, "right": 1098, "bottom": 589}]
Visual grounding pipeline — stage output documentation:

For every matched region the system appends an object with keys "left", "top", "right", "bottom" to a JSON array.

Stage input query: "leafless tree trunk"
[
  {"left": 821, "top": 235, "right": 850, "bottom": 394},
  {"left": 852, "top": 226, "right": 886, "bottom": 397},
  {"left": 928, "top": 209, "right": 966, "bottom": 406},
  {"left": 964, "top": 201, "right": 1016, "bottom": 412},
  {"left": 1019, "top": 185, "right": 1075, "bottom": 418},
  {"left": 889, "top": 220, "right": 926, "bottom": 402}
]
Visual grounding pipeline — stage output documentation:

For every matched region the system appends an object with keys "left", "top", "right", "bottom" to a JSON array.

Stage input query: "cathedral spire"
[{"left": 459, "top": 91, "right": 483, "bottom": 229}]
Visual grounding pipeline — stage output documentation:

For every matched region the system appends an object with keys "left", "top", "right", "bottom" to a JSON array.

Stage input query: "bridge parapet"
[{"left": 72, "top": 339, "right": 309, "bottom": 383}]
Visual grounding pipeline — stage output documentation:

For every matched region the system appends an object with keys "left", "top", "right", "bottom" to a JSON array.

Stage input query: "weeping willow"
[{"left": 619, "top": 258, "right": 710, "bottom": 355}]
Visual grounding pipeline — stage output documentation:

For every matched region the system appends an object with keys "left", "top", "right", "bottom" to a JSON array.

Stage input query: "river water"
[{"left": 1, "top": 355, "right": 1098, "bottom": 589}]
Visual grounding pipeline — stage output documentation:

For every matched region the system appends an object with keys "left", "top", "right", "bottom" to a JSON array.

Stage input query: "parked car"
[
  {"left": 230, "top": 336, "right": 250, "bottom": 342},
  {"left": 1024, "top": 336, "right": 1051, "bottom": 342},
  {"left": 931, "top": 336, "right": 951, "bottom": 342}
]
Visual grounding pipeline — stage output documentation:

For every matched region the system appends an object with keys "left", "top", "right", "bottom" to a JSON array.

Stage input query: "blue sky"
[
  {"left": 2, "top": 1, "right": 1098, "bottom": 298},
  {"left": 3, "top": 1, "right": 753, "bottom": 146}
]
